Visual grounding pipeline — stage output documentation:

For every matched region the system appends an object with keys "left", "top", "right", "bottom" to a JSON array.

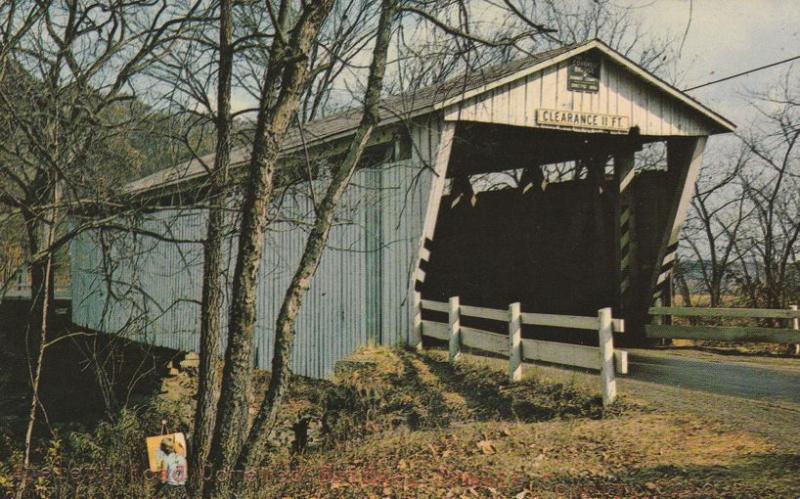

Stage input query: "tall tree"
[
  {"left": 0, "top": 2, "right": 201, "bottom": 494},
  {"left": 191, "top": 0, "right": 233, "bottom": 493},
  {"left": 201, "top": 5, "right": 559, "bottom": 494},
  {"left": 734, "top": 74, "right": 800, "bottom": 310},
  {"left": 204, "top": 2, "right": 337, "bottom": 496},
  {"left": 238, "top": 0, "right": 398, "bottom": 470},
  {"left": 681, "top": 145, "right": 750, "bottom": 307}
]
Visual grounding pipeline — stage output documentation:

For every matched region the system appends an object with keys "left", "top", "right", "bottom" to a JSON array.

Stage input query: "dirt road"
[
  {"left": 627, "top": 349, "right": 800, "bottom": 404},
  {"left": 476, "top": 346, "right": 800, "bottom": 452}
]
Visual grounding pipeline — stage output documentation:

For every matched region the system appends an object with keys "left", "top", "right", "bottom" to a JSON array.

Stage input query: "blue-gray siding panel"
[{"left": 70, "top": 120, "right": 442, "bottom": 379}]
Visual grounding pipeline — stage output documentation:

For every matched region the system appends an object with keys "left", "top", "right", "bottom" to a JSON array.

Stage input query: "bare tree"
[
  {"left": 680, "top": 144, "right": 750, "bottom": 307},
  {"left": 677, "top": 67, "right": 799, "bottom": 353},
  {"left": 732, "top": 71, "right": 800, "bottom": 311},
  {"left": 142, "top": 1, "right": 386, "bottom": 492},
  {"left": 237, "top": 0, "right": 398, "bottom": 471},
  {"left": 200, "top": 3, "right": 556, "bottom": 495},
  {"left": 203, "top": 2, "right": 338, "bottom": 496},
  {"left": 190, "top": 0, "right": 233, "bottom": 492},
  {"left": 0, "top": 1, "right": 202, "bottom": 494}
]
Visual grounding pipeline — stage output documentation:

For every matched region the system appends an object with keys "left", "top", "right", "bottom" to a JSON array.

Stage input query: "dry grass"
[
  {"left": 246, "top": 348, "right": 799, "bottom": 498},
  {"left": 4, "top": 345, "right": 798, "bottom": 498},
  {"left": 319, "top": 348, "right": 610, "bottom": 446},
  {"left": 252, "top": 407, "right": 797, "bottom": 498}
]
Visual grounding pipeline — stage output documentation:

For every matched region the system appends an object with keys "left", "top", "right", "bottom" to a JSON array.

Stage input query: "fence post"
[
  {"left": 448, "top": 296, "right": 461, "bottom": 362},
  {"left": 598, "top": 307, "right": 617, "bottom": 406},
  {"left": 508, "top": 302, "right": 522, "bottom": 382},
  {"left": 408, "top": 288, "right": 423, "bottom": 351},
  {"left": 790, "top": 305, "right": 799, "bottom": 356}
]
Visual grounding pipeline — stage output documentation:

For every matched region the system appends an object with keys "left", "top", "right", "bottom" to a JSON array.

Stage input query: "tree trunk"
[
  {"left": 237, "top": 0, "right": 396, "bottom": 471},
  {"left": 190, "top": 0, "right": 233, "bottom": 493},
  {"left": 675, "top": 271, "right": 693, "bottom": 307},
  {"left": 204, "top": 2, "right": 335, "bottom": 497},
  {"left": 16, "top": 180, "right": 59, "bottom": 499},
  {"left": 24, "top": 215, "right": 55, "bottom": 340}
]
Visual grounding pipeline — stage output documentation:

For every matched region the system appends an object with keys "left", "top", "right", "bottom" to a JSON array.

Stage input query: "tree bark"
[
  {"left": 16, "top": 178, "right": 59, "bottom": 499},
  {"left": 190, "top": 0, "right": 233, "bottom": 494},
  {"left": 23, "top": 174, "right": 57, "bottom": 338},
  {"left": 204, "top": 2, "right": 335, "bottom": 497},
  {"left": 237, "top": 0, "right": 396, "bottom": 471}
]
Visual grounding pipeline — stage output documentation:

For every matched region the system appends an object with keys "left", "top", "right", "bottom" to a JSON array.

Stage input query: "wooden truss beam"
[
  {"left": 648, "top": 136, "right": 707, "bottom": 308},
  {"left": 408, "top": 122, "right": 456, "bottom": 349}
]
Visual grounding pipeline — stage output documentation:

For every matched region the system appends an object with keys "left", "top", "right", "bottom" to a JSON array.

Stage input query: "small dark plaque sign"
[{"left": 568, "top": 56, "right": 600, "bottom": 93}]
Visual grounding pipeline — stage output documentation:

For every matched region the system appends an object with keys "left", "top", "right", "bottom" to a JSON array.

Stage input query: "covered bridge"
[{"left": 70, "top": 39, "right": 734, "bottom": 379}]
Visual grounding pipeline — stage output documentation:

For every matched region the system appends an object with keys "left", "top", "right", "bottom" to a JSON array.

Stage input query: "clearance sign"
[{"left": 536, "top": 109, "right": 630, "bottom": 133}]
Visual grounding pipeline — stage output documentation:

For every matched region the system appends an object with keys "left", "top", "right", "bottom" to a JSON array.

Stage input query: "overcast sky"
[
  {"left": 625, "top": 0, "right": 800, "bottom": 128},
  {"left": 228, "top": 1, "right": 800, "bottom": 131}
]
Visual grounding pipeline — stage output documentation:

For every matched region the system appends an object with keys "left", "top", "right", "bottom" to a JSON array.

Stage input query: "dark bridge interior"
[{"left": 420, "top": 123, "right": 671, "bottom": 346}]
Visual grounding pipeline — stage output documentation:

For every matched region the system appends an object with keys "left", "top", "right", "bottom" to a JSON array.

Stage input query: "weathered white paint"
[
  {"left": 420, "top": 299, "right": 449, "bottom": 313},
  {"left": 420, "top": 298, "right": 627, "bottom": 375},
  {"left": 520, "top": 311, "right": 600, "bottom": 330},
  {"left": 71, "top": 40, "right": 734, "bottom": 381},
  {"left": 460, "top": 303, "right": 509, "bottom": 322},
  {"left": 651, "top": 136, "right": 707, "bottom": 299},
  {"left": 420, "top": 320, "right": 449, "bottom": 340},
  {"left": 408, "top": 120, "right": 454, "bottom": 350},
  {"left": 445, "top": 56, "right": 715, "bottom": 136},
  {"left": 790, "top": 305, "right": 799, "bottom": 356},
  {"left": 508, "top": 302, "right": 522, "bottom": 382},
  {"left": 448, "top": 295, "right": 461, "bottom": 362},
  {"left": 460, "top": 325, "right": 508, "bottom": 354},
  {"left": 598, "top": 307, "right": 617, "bottom": 406}
]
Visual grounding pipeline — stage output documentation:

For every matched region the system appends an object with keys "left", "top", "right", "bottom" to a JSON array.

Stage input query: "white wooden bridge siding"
[{"left": 444, "top": 57, "right": 712, "bottom": 136}]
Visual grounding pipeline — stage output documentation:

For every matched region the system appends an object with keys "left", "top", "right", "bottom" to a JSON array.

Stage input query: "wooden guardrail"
[
  {"left": 420, "top": 297, "right": 626, "bottom": 406},
  {"left": 646, "top": 305, "right": 800, "bottom": 345}
]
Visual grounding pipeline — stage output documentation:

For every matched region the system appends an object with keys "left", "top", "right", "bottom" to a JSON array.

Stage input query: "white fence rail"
[
  {"left": 647, "top": 305, "right": 800, "bottom": 350},
  {"left": 420, "top": 297, "right": 627, "bottom": 406}
]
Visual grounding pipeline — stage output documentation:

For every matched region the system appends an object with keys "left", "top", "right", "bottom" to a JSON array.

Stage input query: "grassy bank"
[{"left": 1, "top": 339, "right": 798, "bottom": 497}]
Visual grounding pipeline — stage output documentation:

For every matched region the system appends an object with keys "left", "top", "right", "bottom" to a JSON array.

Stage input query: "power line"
[{"left": 683, "top": 54, "right": 800, "bottom": 92}]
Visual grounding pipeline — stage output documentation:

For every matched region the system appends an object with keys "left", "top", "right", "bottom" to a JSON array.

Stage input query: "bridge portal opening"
[{"left": 419, "top": 123, "right": 672, "bottom": 345}]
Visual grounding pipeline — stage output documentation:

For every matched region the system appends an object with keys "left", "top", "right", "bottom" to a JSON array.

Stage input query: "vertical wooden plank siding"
[
  {"left": 443, "top": 56, "right": 712, "bottom": 136},
  {"left": 70, "top": 120, "right": 442, "bottom": 379},
  {"left": 69, "top": 51, "right": 729, "bottom": 378}
]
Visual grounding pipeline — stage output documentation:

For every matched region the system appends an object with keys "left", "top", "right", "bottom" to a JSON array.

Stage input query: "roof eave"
[{"left": 434, "top": 39, "right": 736, "bottom": 134}]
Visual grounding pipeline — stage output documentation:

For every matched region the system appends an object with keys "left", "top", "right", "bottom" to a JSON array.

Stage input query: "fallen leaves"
[
  {"left": 230, "top": 350, "right": 793, "bottom": 498},
  {"left": 476, "top": 439, "right": 497, "bottom": 456}
]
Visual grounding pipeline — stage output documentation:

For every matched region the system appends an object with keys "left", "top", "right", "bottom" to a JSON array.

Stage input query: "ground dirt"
[{"left": 457, "top": 347, "right": 800, "bottom": 454}]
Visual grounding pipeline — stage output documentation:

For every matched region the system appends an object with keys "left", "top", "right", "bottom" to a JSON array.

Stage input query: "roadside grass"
[
  {"left": 248, "top": 348, "right": 799, "bottom": 498},
  {"left": 3, "top": 342, "right": 798, "bottom": 497},
  {"left": 253, "top": 411, "right": 797, "bottom": 498}
]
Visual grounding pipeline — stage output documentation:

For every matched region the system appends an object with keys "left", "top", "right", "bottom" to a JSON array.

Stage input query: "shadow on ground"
[{"left": 0, "top": 300, "right": 178, "bottom": 437}]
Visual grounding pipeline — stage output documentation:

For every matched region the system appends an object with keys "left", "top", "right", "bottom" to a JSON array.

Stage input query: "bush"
[{"left": 1, "top": 401, "right": 186, "bottom": 498}]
